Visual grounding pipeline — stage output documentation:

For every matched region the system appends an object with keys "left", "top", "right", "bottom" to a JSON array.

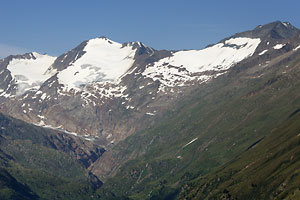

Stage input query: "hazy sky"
[{"left": 0, "top": 0, "right": 299, "bottom": 58}]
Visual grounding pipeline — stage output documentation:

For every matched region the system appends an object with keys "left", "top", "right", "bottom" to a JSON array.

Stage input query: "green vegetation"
[
  {"left": 0, "top": 113, "right": 97, "bottom": 200},
  {"left": 179, "top": 111, "right": 300, "bottom": 199},
  {"left": 96, "top": 49, "right": 300, "bottom": 199},
  {"left": 0, "top": 167, "right": 38, "bottom": 200}
]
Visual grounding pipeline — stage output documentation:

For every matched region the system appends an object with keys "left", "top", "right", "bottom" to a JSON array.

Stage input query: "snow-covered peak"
[
  {"left": 143, "top": 37, "right": 261, "bottom": 91},
  {"left": 57, "top": 37, "right": 137, "bottom": 90},
  {"left": 95, "top": 36, "right": 119, "bottom": 45},
  {"left": 146, "top": 37, "right": 261, "bottom": 73},
  {"left": 7, "top": 52, "right": 56, "bottom": 95}
]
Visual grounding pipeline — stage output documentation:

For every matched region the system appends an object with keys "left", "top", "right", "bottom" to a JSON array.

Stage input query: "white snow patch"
[
  {"left": 273, "top": 44, "right": 285, "bottom": 50},
  {"left": 37, "top": 115, "right": 45, "bottom": 119},
  {"left": 126, "top": 105, "right": 135, "bottom": 109},
  {"left": 57, "top": 38, "right": 137, "bottom": 90},
  {"left": 106, "top": 134, "right": 112, "bottom": 139},
  {"left": 259, "top": 50, "right": 268, "bottom": 56},
  {"left": 294, "top": 45, "right": 300, "bottom": 51},
  {"left": 23, "top": 94, "right": 29, "bottom": 99},
  {"left": 40, "top": 93, "right": 47, "bottom": 100},
  {"left": 282, "top": 22, "right": 289, "bottom": 27},
  {"left": 146, "top": 112, "right": 156, "bottom": 116},
  {"left": 34, "top": 121, "right": 94, "bottom": 141},
  {"left": 7, "top": 52, "right": 56, "bottom": 95},
  {"left": 182, "top": 137, "right": 198, "bottom": 148},
  {"left": 0, "top": 92, "right": 12, "bottom": 98}
]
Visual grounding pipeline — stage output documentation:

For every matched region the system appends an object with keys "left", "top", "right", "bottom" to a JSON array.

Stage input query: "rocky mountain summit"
[{"left": 1, "top": 21, "right": 298, "bottom": 150}]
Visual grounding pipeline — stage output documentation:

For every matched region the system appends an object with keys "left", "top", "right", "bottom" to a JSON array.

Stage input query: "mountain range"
[{"left": 1, "top": 21, "right": 300, "bottom": 199}]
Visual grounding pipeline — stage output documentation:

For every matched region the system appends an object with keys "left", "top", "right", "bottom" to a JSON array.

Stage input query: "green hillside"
[
  {"left": 0, "top": 113, "right": 100, "bottom": 200},
  {"left": 179, "top": 111, "right": 300, "bottom": 200},
  {"left": 96, "top": 43, "right": 300, "bottom": 199}
]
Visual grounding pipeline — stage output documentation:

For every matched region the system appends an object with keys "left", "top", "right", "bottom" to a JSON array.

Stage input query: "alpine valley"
[{"left": 1, "top": 21, "right": 300, "bottom": 199}]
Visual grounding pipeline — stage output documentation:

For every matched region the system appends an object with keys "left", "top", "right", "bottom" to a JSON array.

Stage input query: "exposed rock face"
[{"left": 0, "top": 21, "right": 299, "bottom": 152}]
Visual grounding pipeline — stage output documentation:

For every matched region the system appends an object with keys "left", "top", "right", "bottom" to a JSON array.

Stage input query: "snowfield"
[
  {"left": 143, "top": 37, "right": 261, "bottom": 90},
  {"left": 5, "top": 37, "right": 261, "bottom": 97},
  {"left": 147, "top": 37, "right": 260, "bottom": 73},
  {"left": 57, "top": 37, "right": 137, "bottom": 90},
  {"left": 7, "top": 52, "right": 56, "bottom": 95}
]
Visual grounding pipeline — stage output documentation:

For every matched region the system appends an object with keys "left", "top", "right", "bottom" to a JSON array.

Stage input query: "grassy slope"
[
  {"left": 0, "top": 113, "right": 96, "bottom": 200},
  {"left": 0, "top": 167, "right": 38, "bottom": 200},
  {"left": 179, "top": 111, "right": 300, "bottom": 200},
  {"left": 97, "top": 49, "right": 300, "bottom": 199}
]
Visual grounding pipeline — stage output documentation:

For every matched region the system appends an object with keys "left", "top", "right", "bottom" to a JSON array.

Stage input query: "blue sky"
[{"left": 0, "top": 0, "right": 299, "bottom": 58}]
